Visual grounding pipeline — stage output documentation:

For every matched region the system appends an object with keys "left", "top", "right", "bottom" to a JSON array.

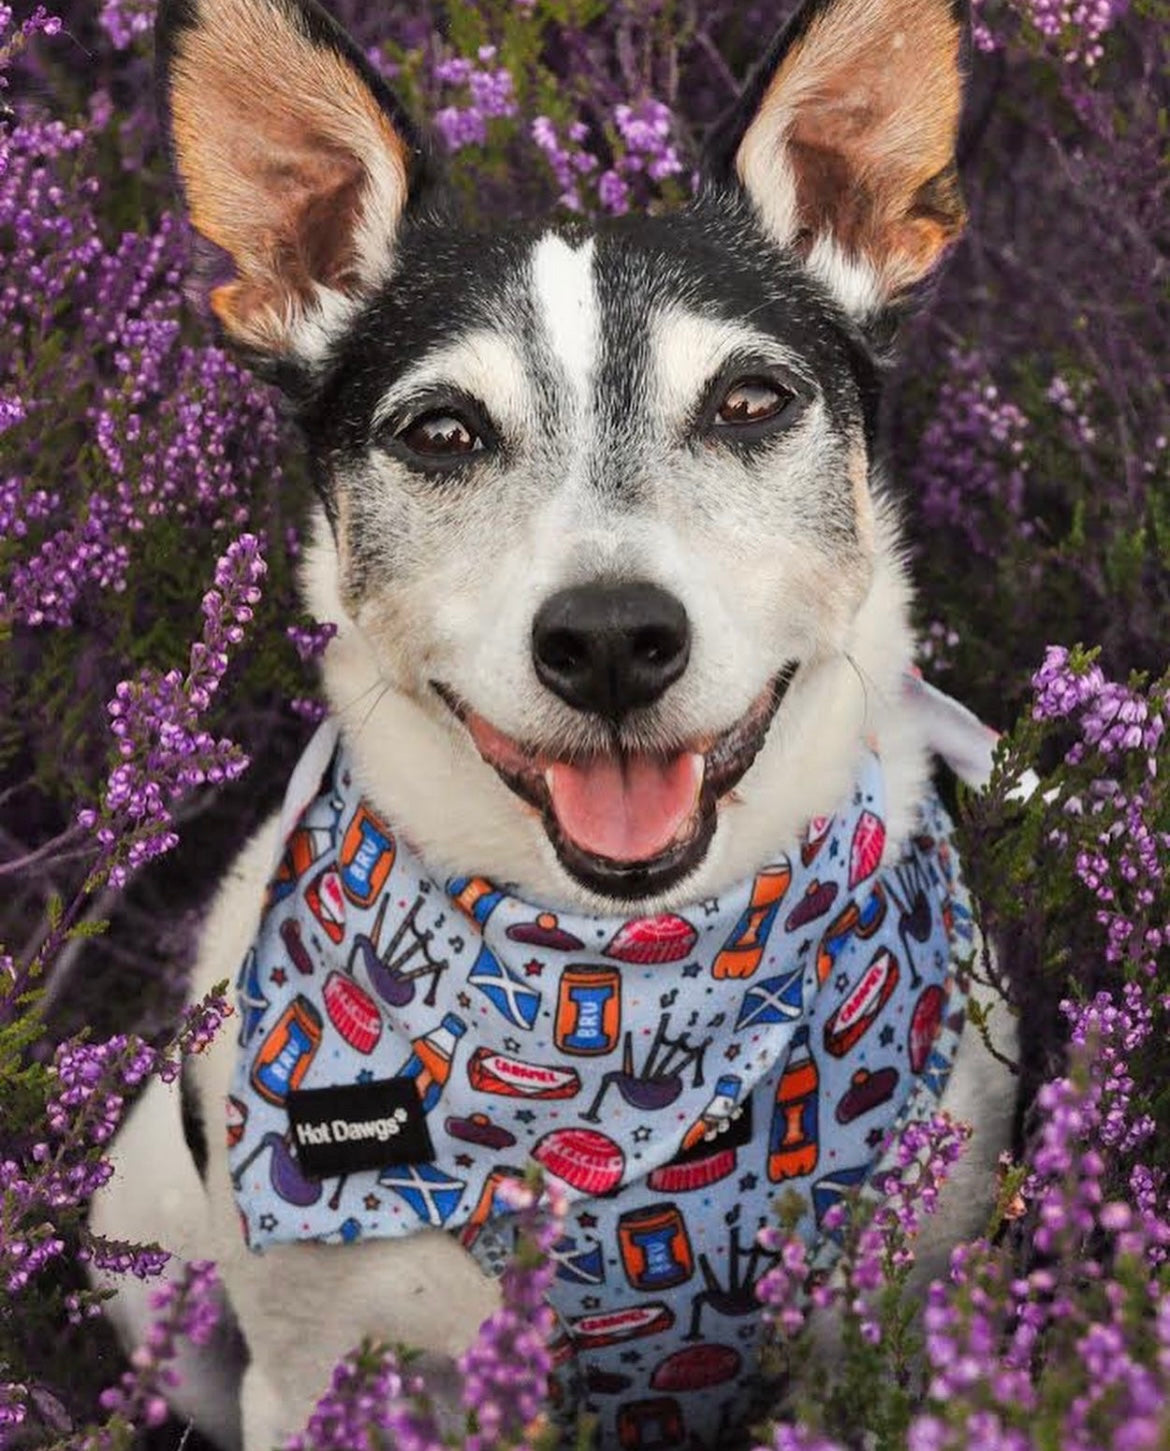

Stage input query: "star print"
[
  {"left": 455, "top": 1153, "right": 474, "bottom": 1168},
  {"left": 659, "top": 989, "right": 678, "bottom": 1009},
  {"left": 701, "top": 898, "right": 721, "bottom": 916},
  {"left": 448, "top": 934, "right": 466, "bottom": 953},
  {"left": 879, "top": 1024, "right": 896, "bottom": 1048},
  {"left": 515, "top": 1109, "right": 536, "bottom": 1125},
  {"left": 582, "top": 1295, "right": 601, "bottom": 1311},
  {"left": 739, "top": 1173, "right": 758, "bottom": 1192},
  {"left": 866, "top": 1127, "right": 885, "bottom": 1149},
  {"left": 524, "top": 959, "right": 544, "bottom": 977},
  {"left": 269, "top": 967, "right": 287, "bottom": 987},
  {"left": 619, "top": 1350, "right": 643, "bottom": 1366},
  {"left": 259, "top": 1213, "right": 278, "bottom": 1232},
  {"left": 724, "top": 1044, "right": 741, "bottom": 1062},
  {"left": 632, "top": 1126, "right": 653, "bottom": 1144},
  {"left": 835, "top": 972, "right": 849, "bottom": 992},
  {"left": 682, "top": 962, "right": 702, "bottom": 979},
  {"left": 503, "top": 1037, "right": 521, "bottom": 1054},
  {"left": 578, "top": 1211, "right": 598, "bottom": 1229},
  {"left": 418, "top": 879, "right": 431, "bottom": 893},
  {"left": 355, "top": 1069, "right": 374, "bottom": 1084},
  {"left": 363, "top": 1193, "right": 381, "bottom": 1211},
  {"left": 457, "top": 992, "right": 472, "bottom": 1010}
]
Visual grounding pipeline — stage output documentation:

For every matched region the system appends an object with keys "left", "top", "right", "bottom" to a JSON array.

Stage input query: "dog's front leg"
[{"left": 221, "top": 1230, "right": 501, "bottom": 1449}]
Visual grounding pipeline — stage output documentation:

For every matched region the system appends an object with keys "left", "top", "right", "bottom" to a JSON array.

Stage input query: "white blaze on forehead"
[
  {"left": 530, "top": 233, "right": 598, "bottom": 403},
  {"left": 650, "top": 309, "right": 811, "bottom": 419},
  {"left": 371, "top": 330, "right": 529, "bottom": 435}
]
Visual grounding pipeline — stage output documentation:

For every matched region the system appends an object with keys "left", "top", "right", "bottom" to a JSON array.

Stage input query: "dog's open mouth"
[{"left": 434, "top": 666, "right": 796, "bottom": 900}]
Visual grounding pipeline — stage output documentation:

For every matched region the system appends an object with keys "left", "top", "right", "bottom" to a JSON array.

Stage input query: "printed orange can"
[
  {"left": 338, "top": 804, "right": 395, "bottom": 907},
  {"left": 250, "top": 995, "right": 323, "bottom": 1105},
  {"left": 617, "top": 1204, "right": 694, "bottom": 1291},
  {"left": 554, "top": 966, "right": 621, "bottom": 1055}
]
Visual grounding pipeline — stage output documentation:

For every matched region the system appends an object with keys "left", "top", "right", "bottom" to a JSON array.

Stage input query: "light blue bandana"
[{"left": 229, "top": 710, "right": 976, "bottom": 1449}]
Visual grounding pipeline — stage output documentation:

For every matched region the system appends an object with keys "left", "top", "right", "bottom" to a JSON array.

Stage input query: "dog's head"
[{"left": 157, "top": 0, "right": 966, "bottom": 909}]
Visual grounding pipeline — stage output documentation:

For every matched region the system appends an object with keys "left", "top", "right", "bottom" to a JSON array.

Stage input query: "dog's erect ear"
[
  {"left": 156, "top": 0, "right": 421, "bottom": 359},
  {"left": 706, "top": 0, "right": 966, "bottom": 316}
]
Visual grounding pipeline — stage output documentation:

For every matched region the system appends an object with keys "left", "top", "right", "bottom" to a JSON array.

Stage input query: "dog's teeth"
[{"left": 688, "top": 751, "right": 705, "bottom": 804}]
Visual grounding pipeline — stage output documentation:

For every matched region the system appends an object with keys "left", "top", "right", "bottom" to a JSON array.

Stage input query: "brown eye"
[
  {"left": 715, "top": 378, "right": 795, "bottom": 426},
  {"left": 398, "top": 412, "right": 483, "bottom": 458}
]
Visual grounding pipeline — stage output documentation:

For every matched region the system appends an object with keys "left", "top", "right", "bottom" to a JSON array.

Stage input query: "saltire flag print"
[{"left": 230, "top": 728, "right": 972, "bottom": 1449}]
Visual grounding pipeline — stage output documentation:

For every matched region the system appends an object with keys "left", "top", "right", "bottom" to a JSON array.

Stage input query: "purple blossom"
[
  {"left": 531, "top": 115, "right": 597, "bottom": 212},
  {"left": 78, "top": 534, "right": 266, "bottom": 887},
  {"left": 974, "top": 0, "right": 1128, "bottom": 66},
  {"left": 98, "top": 0, "right": 156, "bottom": 50},
  {"left": 433, "top": 46, "right": 517, "bottom": 153},
  {"left": 911, "top": 350, "right": 1030, "bottom": 549}
]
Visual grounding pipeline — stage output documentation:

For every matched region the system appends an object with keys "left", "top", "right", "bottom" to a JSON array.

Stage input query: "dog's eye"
[
  {"left": 715, "top": 378, "right": 796, "bottom": 427},
  {"left": 397, "top": 412, "right": 483, "bottom": 458}
]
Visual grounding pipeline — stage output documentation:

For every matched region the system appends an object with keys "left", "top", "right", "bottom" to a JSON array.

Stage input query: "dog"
[{"left": 89, "top": 0, "right": 1020, "bottom": 1445}]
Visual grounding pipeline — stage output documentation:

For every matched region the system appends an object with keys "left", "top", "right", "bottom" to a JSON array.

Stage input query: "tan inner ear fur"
[
  {"left": 169, "top": 0, "right": 409, "bottom": 349},
  {"left": 739, "top": 0, "right": 965, "bottom": 296}
]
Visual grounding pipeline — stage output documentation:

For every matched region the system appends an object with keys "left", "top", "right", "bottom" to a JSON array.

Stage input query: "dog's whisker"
[
  {"left": 843, "top": 650, "right": 874, "bottom": 720},
  {"left": 329, "top": 678, "right": 386, "bottom": 720},
  {"left": 351, "top": 680, "right": 392, "bottom": 746}
]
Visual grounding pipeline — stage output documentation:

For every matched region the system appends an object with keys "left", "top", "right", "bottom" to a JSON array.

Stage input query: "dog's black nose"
[{"left": 532, "top": 582, "right": 691, "bottom": 719}]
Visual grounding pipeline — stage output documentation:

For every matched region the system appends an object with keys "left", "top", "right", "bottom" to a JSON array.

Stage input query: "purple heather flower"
[
  {"left": 79, "top": 534, "right": 266, "bottom": 886},
  {"left": 911, "top": 350, "right": 1030, "bottom": 549},
  {"left": 432, "top": 46, "right": 517, "bottom": 153},
  {"left": 98, "top": 0, "right": 156, "bottom": 51}
]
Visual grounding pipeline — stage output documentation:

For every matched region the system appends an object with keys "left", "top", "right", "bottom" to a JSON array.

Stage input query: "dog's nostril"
[
  {"left": 540, "top": 629, "right": 588, "bottom": 675},
  {"left": 632, "top": 625, "right": 680, "bottom": 667}
]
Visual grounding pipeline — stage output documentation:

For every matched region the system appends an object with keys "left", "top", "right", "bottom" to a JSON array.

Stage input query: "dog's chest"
[{"left": 228, "top": 736, "right": 970, "bottom": 1448}]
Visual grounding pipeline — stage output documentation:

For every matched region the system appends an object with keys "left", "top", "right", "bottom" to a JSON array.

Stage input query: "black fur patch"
[
  {"left": 299, "top": 197, "right": 879, "bottom": 472},
  {"left": 180, "top": 1064, "right": 209, "bottom": 1183}
]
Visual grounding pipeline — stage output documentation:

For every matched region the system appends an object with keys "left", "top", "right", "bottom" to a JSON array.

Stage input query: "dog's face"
[{"left": 159, "top": 0, "right": 965, "bottom": 908}]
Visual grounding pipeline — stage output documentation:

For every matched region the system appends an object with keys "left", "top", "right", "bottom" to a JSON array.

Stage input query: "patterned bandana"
[{"left": 229, "top": 717, "right": 975, "bottom": 1450}]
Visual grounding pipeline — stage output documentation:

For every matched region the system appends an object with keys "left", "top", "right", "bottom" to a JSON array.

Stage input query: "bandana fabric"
[{"left": 229, "top": 728, "right": 973, "bottom": 1449}]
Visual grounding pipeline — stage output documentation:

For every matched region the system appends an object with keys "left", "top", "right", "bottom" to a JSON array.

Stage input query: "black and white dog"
[{"left": 90, "top": 0, "right": 1018, "bottom": 1445}]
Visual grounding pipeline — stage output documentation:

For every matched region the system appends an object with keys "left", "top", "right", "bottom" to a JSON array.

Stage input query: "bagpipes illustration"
[
  {"left": 883, "top": 854, "right": 937, "bottom": 990},
  {"left": 348, "top": 892, "right": 448, "bottom": 1008},
  {"left": 230, "top": 1130, "right": 353, "bottom": 1213},
  {"left": 683, "top": 1221, "right": 783, "bottom": 1341},
  {"left": 580, "top": 1013, "right": 712, "bottom": 1122}
]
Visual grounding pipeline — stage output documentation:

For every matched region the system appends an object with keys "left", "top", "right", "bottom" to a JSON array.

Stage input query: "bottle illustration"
[
  {"left": 680, "top": 1073, "right": 744, "bottom": 1154},
  {"left": 449, "top": 875, "right": 506, "bottom": 928},
  {"left": 397, "top": 1012, "right": 467, "bottom": 1114},
  {"left": 767, "top": 1027, "right": 819, "bottom": 1182}
]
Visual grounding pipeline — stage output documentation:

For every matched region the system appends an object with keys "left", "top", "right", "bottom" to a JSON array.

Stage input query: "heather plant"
[{"left": 2, "top": 0, "right": 1169, "bottom": 1447}]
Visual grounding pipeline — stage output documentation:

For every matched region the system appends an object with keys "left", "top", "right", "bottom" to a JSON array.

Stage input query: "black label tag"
[
  {"left": 285, "top": 1078, "right": 434, "bottom": 1180},
  {"left": 667, "top": 1099, "right": 754, "bottom": 1168}
]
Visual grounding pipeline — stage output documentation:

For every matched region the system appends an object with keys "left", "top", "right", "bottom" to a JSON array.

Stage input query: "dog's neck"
[{"left": 232, "top": 731, "right": 972, "bottom": 1259}]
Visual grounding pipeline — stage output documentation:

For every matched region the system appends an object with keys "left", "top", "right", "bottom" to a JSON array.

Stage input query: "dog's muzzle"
[{"left": 434, "top": 663, "right": 796, "bottom": 901}]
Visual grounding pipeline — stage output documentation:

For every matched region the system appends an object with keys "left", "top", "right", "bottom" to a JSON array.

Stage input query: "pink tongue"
[{"left": 547, "top": 752, "right": 703, "bottom": 862}]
